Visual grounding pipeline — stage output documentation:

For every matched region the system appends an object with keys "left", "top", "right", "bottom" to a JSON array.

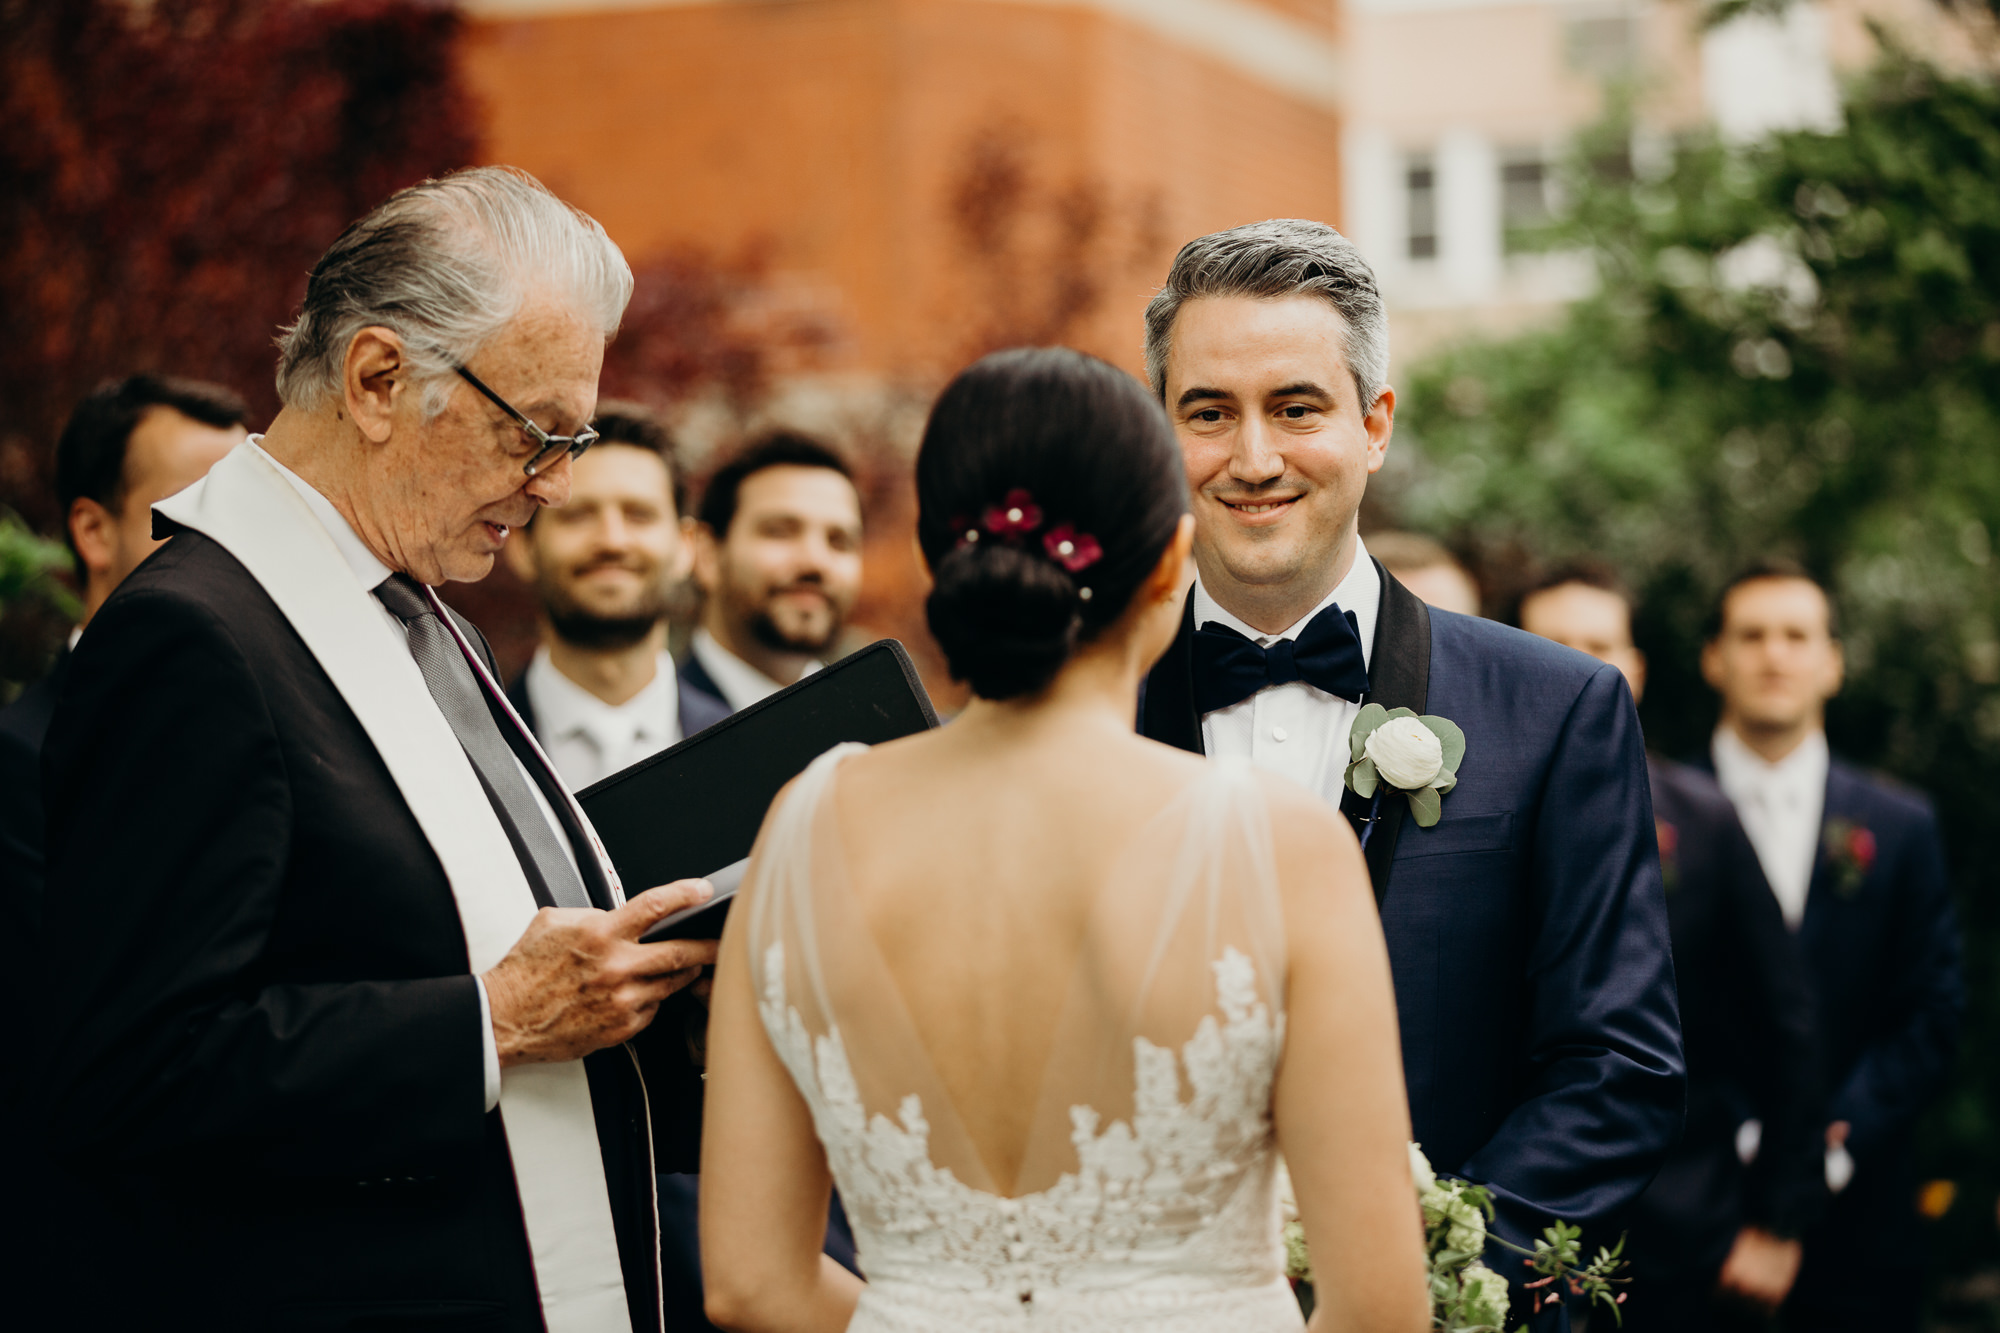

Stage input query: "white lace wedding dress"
[{"left": 746, "top": 744, "right": 1306, "bottom": 1331}]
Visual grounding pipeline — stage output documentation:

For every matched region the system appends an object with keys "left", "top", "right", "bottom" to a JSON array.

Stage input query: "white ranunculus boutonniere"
[{"left": 1345, "top": 704, "right": 1465, "bottom": 828}]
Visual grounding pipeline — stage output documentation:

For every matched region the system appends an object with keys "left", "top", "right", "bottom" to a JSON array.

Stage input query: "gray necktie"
[{"left": 374, "top": 573, "right": 592, "bottom": 910}]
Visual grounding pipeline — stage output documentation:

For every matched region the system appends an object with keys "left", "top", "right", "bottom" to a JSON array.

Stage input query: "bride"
[{"left": 698, "top": 347, "right": 1427, "bottom": 1332}]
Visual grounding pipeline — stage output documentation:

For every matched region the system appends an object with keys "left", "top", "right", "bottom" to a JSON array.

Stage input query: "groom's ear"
[{"left": 1146, "top": 514, "right": 1197, "bottom": 603}]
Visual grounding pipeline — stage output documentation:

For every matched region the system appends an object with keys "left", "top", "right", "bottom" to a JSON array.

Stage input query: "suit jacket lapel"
[
  {"left": 1802, "top": 760, "right": 1853, "bottom": 940},
  {"left": 1142, "top": 590, "right": 1204, "bottom": 755},
  {"left": 1355, "top": 561, "right": 1433, "bottom": 903}
]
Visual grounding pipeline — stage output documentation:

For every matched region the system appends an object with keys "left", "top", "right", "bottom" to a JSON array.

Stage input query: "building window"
[
  {"left": 1407, "top": 156, "right": 1437, "bottom": 260},
  {"left": 1566, "top": 15, "right": 1636, "bottom": 76},
  {"left": 1500, "top": 153, "right": 1549, "bottom": 252}
]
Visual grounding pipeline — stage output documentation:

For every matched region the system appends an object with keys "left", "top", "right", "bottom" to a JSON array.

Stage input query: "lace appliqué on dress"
[{"left": 758, "top": 942, "right": 1304, "bottom": 1332}]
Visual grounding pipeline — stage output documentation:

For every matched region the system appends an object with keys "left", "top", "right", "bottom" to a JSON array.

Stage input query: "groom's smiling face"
[{"left": 1164, "top": 294, "right": 1394, "bottom": 634}]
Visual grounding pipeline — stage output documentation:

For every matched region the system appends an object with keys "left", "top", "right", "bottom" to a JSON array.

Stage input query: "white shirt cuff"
[{"left": 475, "top": 976, "right": 502, "bottom": 1112}]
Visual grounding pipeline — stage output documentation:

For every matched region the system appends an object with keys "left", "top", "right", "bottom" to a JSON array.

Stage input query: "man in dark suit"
[
  {"left": 1522, "top": 567, "right": 1823, "bottom": 1331},
  {"left": 38, "top": 167, "right": 717, "bottom": 1332},
  {"left": 0, "top": 374, "right": 247, "bottom": 937},
  {"left": 0, "top": 377, "right": 247, "bottom": 1322},
  {"left": 1698, "top": 561, "right": 1962, "bottom": 1333},
  {"left": 684, "top": 432, "right": 863, "bottom": 712},
  {"left": 503, "top": 400, "right": 728, "bottom": 789},
  {"left": 1135, "top": 220, "right": 1684, "bottom": 1326}
]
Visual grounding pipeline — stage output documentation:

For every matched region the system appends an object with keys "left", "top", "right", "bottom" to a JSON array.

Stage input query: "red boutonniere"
[
  {"left": 1823, "top": 819, "right": 1877, "bottom": 897},
  {"left": 1655, "top": 820, "right": 1679, "bottom": 893}
]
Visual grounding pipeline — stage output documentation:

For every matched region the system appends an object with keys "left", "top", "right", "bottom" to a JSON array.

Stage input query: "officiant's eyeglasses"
[{"left": 453, "top": 364, "right": 600, "bottom": 478}]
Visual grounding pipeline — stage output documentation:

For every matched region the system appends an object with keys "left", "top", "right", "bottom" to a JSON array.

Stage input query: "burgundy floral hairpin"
[
  {"left": 951, "top": 487, "right": 1103, "bottom": 596},
  {"left": 983, "top": 488, "right": 1044, "bottom": 537}
]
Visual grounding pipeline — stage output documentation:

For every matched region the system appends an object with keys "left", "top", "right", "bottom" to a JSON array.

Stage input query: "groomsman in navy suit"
[
  {"left": 1698, "top": 560, "right": 1962, "bottom": 1333},
  {"left": 1522, "top": 567, "right": 1824, "bottom": 1331},
  {"left": 1137, "top": 220, "right": 1685, "bottom": 1326}
]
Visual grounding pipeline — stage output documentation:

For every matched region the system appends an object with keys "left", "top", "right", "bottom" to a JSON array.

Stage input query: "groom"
[{"left": 1139, "top": 220, "right": 1685, "bottom": 1313}]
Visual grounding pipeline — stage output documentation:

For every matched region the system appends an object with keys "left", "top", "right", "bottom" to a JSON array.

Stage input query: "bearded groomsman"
[
  {"left": 1522, "top": 566, "right": 1823, "bottom": 1331},
  {"left": 684, "top": 433, "right": 864, "bottom": 711},
  {"left": 503, "top": 401, "right": 728, "bottom": 791},
  {"left": 1699, "top": 560, "right": 1962, "bottom": 1333},
  {"left": 38, "top": 168, "right": 716, "bottom": 1332},
  {"left": 1138, "top": 219, "right": 1684, "bottom": 1326}
]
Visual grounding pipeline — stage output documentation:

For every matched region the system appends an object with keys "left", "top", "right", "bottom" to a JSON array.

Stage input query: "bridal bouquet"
[{"left": 1279, "top": 1146, "right": 1628, "bottom": 1330}]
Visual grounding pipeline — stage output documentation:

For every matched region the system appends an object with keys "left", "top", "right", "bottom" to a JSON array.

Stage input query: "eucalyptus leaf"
[
  {"left": 1433, "top": 768, "right": 1457, "bottom": 796},
  {"left": 1349, "top": 702, "right": 1390, "bottom": 762},
  {"left": 1420, "top": 715, "right": 1466, "bottom": 772},
  {"left": 1348, "top": 757, "right": 1379, "bottom": 799},
  {"left": 1409, "top": 784, "right": 1442, "bottom": 827}
]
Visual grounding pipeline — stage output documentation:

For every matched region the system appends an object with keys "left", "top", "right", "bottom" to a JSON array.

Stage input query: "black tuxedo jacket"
[
  {"left": 1695, "top": 749, "right": 1962, "bottom": 1308},
  {"left": 1625, "top": 756, "right": 1822, "bottom": 1283},
  {"left": 1142, "top": 565, "right": 1685, "bottom": 1256},
  {"left": 37, "top": 531, "right": 702, "bottom": 1332},
  {"left": 504, "top": 656, "right": 732, "bottom": 757}
]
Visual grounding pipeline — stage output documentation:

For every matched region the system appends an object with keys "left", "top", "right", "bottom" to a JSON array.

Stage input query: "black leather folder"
[{"left": 577, "top": 639, "right": 940, "bottom": 941}]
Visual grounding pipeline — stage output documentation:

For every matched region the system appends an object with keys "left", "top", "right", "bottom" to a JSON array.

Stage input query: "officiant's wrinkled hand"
[{"left": 484, "top": 880, "right": 720, "bottom": 1066}]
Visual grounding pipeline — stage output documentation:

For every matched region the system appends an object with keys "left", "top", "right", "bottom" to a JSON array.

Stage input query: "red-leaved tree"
[{"left": 0, "top": 0, "right": 482, "bottom": 537}]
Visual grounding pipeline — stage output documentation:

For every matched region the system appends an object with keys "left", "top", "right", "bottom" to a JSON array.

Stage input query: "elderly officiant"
[{"left": 38, "top": 168, "right": 714, "bottom": 1332}]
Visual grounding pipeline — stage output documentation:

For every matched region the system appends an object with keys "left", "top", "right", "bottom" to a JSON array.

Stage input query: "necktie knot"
[
  {"left": 374, "top": 571, "right": 432, "bottom": 623},
  {"left": 1192, "top": 601, "right": 1369, "bottom": 716}
]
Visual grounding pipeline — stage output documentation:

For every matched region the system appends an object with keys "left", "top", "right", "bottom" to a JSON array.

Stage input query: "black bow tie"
[{"left": 1192, "top": 602, "right": 1370, "bottom": 715}]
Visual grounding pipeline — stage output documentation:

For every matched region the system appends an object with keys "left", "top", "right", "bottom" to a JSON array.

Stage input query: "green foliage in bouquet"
[{"left": 1280, "top": 1146, "right": 1629, "bottom": 1331}]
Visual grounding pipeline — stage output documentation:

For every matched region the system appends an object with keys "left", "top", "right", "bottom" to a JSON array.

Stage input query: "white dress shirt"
[
  {"left": 524, "top": 647, "right": 683, "bottom": 791},
  {"left": 1711, "top": 725, "right": 1829, "bottom": 930},
  {"left": 255, "top": 438, "right": 550, "bottom": 1111},
  {"left": 1194, "top": 537, "right": 1381, "bottom": 810},
  {"left": 690, "top": 626, "right": 819, "bottom": 711}
]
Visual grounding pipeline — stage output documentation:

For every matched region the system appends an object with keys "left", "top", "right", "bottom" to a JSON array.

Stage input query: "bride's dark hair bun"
[{"left": 917, "top": 347, "right": 1187, "bottom": 701}]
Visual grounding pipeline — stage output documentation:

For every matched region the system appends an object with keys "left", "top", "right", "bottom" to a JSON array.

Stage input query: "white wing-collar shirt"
[
  {"left": 253, "top": 437, "right": 539, "bottom": 1111},
  {"left": 1711, "top": 725, "right": 1829, "bottom": 930},
  {"left": 1193, "top": 535, "right": 1380, "bottom": 810},
  {"left": 690, "top": 626, "right": 819, "bottom": 711},
  {"left": 524, "top": 646, "right": 682, "bottom": 792}
]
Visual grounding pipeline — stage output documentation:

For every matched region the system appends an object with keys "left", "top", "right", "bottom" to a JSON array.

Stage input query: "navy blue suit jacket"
[
  {"left": 1696, "top": 749, "right": 1961, "bottom": 1305},
  {"left": 1142, "top": 565, "right": 1686, "bottom": 1259},
  {"left": 1624, "top": 756, "right": 1821, "bottom": 1296}
]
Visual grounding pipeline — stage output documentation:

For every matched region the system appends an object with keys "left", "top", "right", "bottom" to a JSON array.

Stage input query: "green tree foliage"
[{"left": 1389, "top": 49, "right": 2000, "bottom": 1287}]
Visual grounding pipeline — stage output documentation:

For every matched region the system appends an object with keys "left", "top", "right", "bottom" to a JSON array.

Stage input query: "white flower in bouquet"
[
  {"left": 1408, "top": 1141, "right": 1436, "bottom": 1194},
  {"left": 1435, "top": 1190, "right": 1488, "bottom": 1258},
  {"left": 1365, "top": 715, "right": 1445, "bottom": 789},
  {"left": 1458, "top": 1263, "right": 1511, "bottom": 1330}
]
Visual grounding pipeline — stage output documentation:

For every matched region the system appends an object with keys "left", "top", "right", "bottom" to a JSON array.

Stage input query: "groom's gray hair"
[
  {"left": 1143, "top": 219, "right": 1389, "bottom": 414},
  {"left": 275, "top": 166, "right": 633, "bottom": 418}
]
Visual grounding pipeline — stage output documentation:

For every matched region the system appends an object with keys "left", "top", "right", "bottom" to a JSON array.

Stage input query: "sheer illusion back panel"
[{"left": 747, "top": 743, "right": 1294, "bottom": 1295}]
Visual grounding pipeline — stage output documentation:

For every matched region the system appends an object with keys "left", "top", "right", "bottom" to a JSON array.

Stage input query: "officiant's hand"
[{"left": 484, "top": 881, "right": 721, "bottom": 1066}]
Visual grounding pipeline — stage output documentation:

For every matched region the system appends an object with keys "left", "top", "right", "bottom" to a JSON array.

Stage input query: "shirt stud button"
[{"left": 1272, "top": 725, "right": 1289, "bottom": 742}]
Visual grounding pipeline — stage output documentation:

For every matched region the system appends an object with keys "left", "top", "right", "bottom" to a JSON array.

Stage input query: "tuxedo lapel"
[
  {"left": 1354, "top": 561, "right": 1432, "bottom": 903},
  {"left": 1142, "top": 590, "right": 1204, "bottom": 755},
  {"left": 1802, "top": 762, "right": 1857, "bottom": 942}
]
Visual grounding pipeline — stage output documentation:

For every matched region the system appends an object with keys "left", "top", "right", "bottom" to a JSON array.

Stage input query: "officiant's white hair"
[
  {"left": 275, "top": 166, "right": 633, "bottom": 418},
  {"left": 1144, "top": 219, "right": 1389, "bottom": 414}
]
